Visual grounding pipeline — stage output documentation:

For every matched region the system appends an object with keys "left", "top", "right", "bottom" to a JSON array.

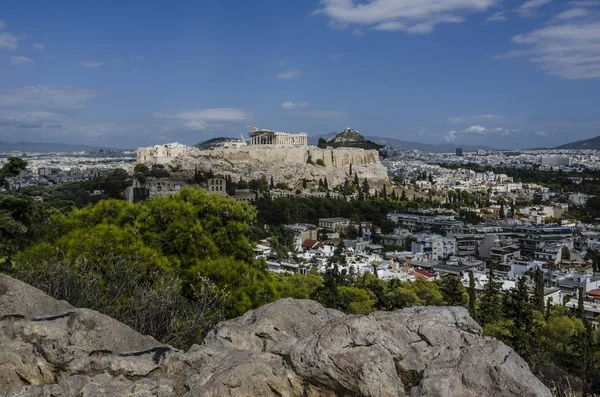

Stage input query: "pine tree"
[
  {"left": 478, "top": 264, "right": 503, "bottom": 327},
  {"left": 504, "top": 277, "right": 533, "bottom": 358},
  {"left": 533, "top": 268, "right": 545, "bottom": 312},
  {"left": 441, "top": 276, "right": 467, "bottom": 306},
  {"left": 468, "top": 270, "right": 476, "bottom": 316}
]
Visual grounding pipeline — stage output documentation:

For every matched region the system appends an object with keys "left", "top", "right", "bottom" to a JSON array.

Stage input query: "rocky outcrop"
[
  {"left": 0, "top": 274, "right": 551, "bottom": 397},
  {"left": 139, "top": 144, "right": 389, "bottom": 189}
]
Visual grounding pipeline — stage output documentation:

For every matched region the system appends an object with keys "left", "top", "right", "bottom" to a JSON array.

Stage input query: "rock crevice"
[{"left": 0, "top": 275, "right": 551, "bottom": 396}]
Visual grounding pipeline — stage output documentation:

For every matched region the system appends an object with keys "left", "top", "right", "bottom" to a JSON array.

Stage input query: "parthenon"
[{"left": 248, "top": 127, "right": 308, "bottom": 147}]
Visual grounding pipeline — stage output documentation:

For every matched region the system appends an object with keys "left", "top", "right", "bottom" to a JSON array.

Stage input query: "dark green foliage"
[
  {"left": 478, "top": 265, "right": 503, "bottom": 327},
  {"left": 317, "top": 137, "right": 328, "bottom": 149},
  {"left": 440, "top": 276, "right": 467, "bottom": 306},
  {"left": 315, "top": 158, "right": 325, "bottom": 167},
  {"left": 503, "top": 277, "right": 533, "bottom": 359},
  {"left": 0, "top": 157, "right": 28, "bottom": 185},
  {"left": 533, "top": 268, "right": 545, "bottom": 312},
  {"left": 467, "top": 270, "right": 476, "bottom": 315}
]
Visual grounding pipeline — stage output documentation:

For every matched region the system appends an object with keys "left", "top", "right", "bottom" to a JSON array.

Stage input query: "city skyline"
[{"left": 0, "top": 0, "right": 599, "bottom": 149}]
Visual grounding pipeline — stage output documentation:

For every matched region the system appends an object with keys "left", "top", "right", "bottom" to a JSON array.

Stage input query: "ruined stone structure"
[
  {"left": 137, "top": 143, "right": 389, "bottom": 190},
  {"left": 249, "top": 128, "right": 307, "bottom": 146},
  {"left": 136, "top": 142, "right": 191, "bottom": 163}
]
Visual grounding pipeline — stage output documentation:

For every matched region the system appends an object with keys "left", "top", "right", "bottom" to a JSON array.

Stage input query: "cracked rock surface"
[{"left": 0, "top": 274, "right": 551, "bottom": 396}]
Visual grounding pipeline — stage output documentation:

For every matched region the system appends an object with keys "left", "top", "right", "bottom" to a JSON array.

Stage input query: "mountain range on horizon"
[
  {"left": 0, "top": 141, "right": 119, "bottom": 153},
  {"left": 3, "top": 133, "right": 600, "bottom": 154}
]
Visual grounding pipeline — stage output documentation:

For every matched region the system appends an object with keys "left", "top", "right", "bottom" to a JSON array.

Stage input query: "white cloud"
[
  {"left": 352, "top": 28, "right": 365, "bottom": 37},
  {"left": 0, "top": 110, "right": 59, "bottom": 129},
  {"left": 32, "top": 42, "right": 45, "bottom": 52},
  {"left": 156, "top": 108, "right": 251, "bottom": 129},
  {"left": 444, "top": 125, "right": 514, "bottom": 142},
  {"left": 276, "top": 69, "right": 303, "bottom": 79},
  {"left": 448, "top": 114, "right": 504, "bottom": 124},
  {"left": 0, "top": 20, "right": 5, "bottom": 30},
  {"left": 518, "top": 0, "right": 552, "bottom": 16},
  {"left": 554, "top": 7, "right": 591, "bottom": 19},
  {"left": 0, "top": 85, "right": 96, "bottom": 110},
  {"left": 536, "top": 130, "right": 549, "bottom": 136},
  {"left": 0, "top": 32, "right": 18, "bottom": 51},
  {"left": 486, "top": 11, "right": 508, "bottom": 22},
  {"left": 81, "top": 61, "right": 105, "bottom": 68},
  {"left": 315, "top": 0, "right": 499, "bottom": 35},
  {"left": 329, "top": 53, "right": 343, "bottom": 59},
  {"left": 281, "top": 101, "right": 310, "bottom": 110},
  {"left": 506, "top": 19, "right": 600, "bottom": 79},
  {"left": 464, "top": 125, "right": 488, "bottom": 134},
  {"left": 444, "top": 130, "right": 458, "bottom": 142},
  {"left": 10, "top": 56, "right": 34, "bottom": 66}
]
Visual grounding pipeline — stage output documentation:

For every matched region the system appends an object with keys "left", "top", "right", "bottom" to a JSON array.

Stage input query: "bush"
[
  {"left": 315, "top": 159, "right": 325, "bottom": 167},
  {"left": 13, "top": 253, "right": 226, "bottom": 348}
]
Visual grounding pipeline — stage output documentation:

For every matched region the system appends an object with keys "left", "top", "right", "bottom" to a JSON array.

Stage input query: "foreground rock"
[{"left": 0, "top": 274, "right": 551, "bottom": 397}]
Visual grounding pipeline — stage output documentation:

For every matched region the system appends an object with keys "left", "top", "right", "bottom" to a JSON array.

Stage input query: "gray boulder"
[{"left": 0, "top": 275, "right": 552, "bottom": 397}]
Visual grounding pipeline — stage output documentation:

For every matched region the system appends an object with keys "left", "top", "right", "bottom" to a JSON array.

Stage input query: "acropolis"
[{"left": 248, "top": 127, "right": 307, "bottom": 146}]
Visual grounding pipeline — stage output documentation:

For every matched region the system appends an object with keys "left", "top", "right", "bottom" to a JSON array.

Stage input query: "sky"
[{"left": 0, "top": 0, "right": 600, "bottom": 149}]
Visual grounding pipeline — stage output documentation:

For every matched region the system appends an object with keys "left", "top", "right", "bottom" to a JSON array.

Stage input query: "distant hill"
[
  {"left": 0, "top": 141, "right": 112, "bottom": 153},
  {"left": 322, "top": 128, "right": 384, "bottom": 150},
  {"left": 554, "top": 135, "right": 600, "bottom": 150},
  {"left": 195, "top": 137, "right": 241, "bottom": 150},
  {"left": 310, "top": 134, "right": 496, "bottom": 153}
]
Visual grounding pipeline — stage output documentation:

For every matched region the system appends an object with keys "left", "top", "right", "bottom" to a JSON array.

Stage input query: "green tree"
[
  {"left": 478, "top": 265, "right": 503, "bottom": 327},
  {"left": 504, "top": 277, "right": 534, "bottom": 358},
  {"left": 0, "top": 157, "right": 28, "bottom": 185},
  {"left": 317, "top": 137, "right": 327, "bottom": 149},
  {"left": 578, "top": 286, "right": 586, "bottom": 322},
  {"left": 533, "top": 268, "right": 545, "bottom": 313},
  {"left": 440, "top": 276, "right": 468, "bottom": 306},
  {"left": 468, "top": 270, "right": 476, "bottom": 316}
]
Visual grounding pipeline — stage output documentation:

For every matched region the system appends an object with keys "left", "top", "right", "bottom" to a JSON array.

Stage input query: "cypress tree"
[
  {"left": 478, "top": 264, "right": 503, "bottom": 327},
  {"left": 354, "top": 172, "right": 359, "bottom": 186},
  {"left": 468, "top": 270, "right": 476, "bottom": 316},
  {"left": 504, "top": 277, "right": 533, "bottom": 358},
  {"left": 578, "top": 286, "right": 586, "bottom": 322},
  {"left": 533, "top": 268, "right": 545, "bottom": 312},
  {"left": 349, "top": 162, "right": 353, "bottom": 175},
  {"left": 382, "top": 184, "right": 388, "bottom": 200},
  {"left": 270, "top": 175, "right": 275, "bottom": 189}
]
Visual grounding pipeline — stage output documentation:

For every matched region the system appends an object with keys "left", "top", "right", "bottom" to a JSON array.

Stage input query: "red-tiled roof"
[
  {"left": 414, "top": 269, "right": 435, "bottom": 278},
  {"left": 302, "top": 239, "right": 318, "bottom": 248},
  {"left": 587, "top": 289, "right": 600, "bottom": 298}
]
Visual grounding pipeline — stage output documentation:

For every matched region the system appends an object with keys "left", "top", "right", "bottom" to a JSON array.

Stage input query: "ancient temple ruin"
[{"left": 248, "top": 127, "right": 307, "bottom": 146}]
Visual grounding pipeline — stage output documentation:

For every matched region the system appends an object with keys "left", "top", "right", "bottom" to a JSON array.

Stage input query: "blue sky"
[{"left": 0, "top": 0, "right": 599, "bottom": 149}]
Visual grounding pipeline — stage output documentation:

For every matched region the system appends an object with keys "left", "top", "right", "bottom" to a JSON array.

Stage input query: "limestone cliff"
[
  {"left": 0, "top": 274, "right": 551, "bottom": 397},
  {"left": 138, "top": 145, "right": 389, "bottom": 189}
]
